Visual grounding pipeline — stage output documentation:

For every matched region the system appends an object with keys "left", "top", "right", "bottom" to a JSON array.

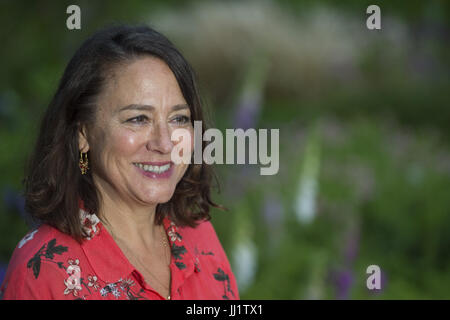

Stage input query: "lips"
[
  {"left": 133, "top": 162, "right": 172, "bottom": 174},
  {"left": 132, "top": 161, "right": 174, "bottom": 179}
]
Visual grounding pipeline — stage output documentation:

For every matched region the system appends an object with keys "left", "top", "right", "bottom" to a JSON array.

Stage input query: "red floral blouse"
[{"left": 0, "top": 207, "right": 239, "bottom": 300}]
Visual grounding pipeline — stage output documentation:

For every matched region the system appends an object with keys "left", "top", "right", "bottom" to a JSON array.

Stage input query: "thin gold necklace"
[
  {"left": 106, "top": 224, "right": 172, "bottom": 299},
  {"left": 120, "top": 238, "right": 171, "bottom": 299}
]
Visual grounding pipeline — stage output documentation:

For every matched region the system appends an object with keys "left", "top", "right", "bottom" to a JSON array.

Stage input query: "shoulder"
[
  {"left": 178, "top": 219, "right": 240, "bottom": 299},
  {"left": 187, "top": 219, "right": 217, "bottom": 236},
  {"left": 178, "top": 219, "right": 222, "bottom": 249},
  {"left": 0, "top": 224, "right": 81, "bottom": 300},
  {"left": 7, "top": 224, "right": 79, "bottom": 271},
  {"left": 177, "top": 219, "right": 232, "bottom": 267}
]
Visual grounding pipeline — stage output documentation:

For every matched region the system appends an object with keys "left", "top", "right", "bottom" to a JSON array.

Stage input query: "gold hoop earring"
[{"left": 79, "top": 151, "right": 89, "bottom": 175}]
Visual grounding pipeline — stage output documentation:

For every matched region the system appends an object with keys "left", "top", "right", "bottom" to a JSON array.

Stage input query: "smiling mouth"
[{"left": 132, "top": 162, "right": 172, "bottom": 174}]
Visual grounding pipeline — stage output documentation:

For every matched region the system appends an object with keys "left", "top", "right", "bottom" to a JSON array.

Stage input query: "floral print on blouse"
[{"left": 0, "top": 204, "right": 239, "bottom": 300}]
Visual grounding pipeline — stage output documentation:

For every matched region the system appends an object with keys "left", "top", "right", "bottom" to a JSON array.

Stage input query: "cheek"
[
  {"left": 98, "top": 126, "right": 141, "bottom": 165},
  {"left": 112, "top": 131, "right": 139, "bottom": 155}
]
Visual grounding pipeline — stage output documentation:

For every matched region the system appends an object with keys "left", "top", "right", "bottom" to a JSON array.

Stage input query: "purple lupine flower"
[
  {"left": 344, "top": 227, "right": 360, "bottom": 264},
  {"left": 232, "top": 55, "right": 267, "bottom": 130},
  {"left": 233, "top": 89, "right": 263, "bottom": 130},
  {"left": 0, "top": 261, "right": 7, "bottom": 287},
  {"left": 225, "top": 56, "right": 268, "bottom": 202},
  {"left": 263, "top": 195, "right": 283, "bottom": 226},
  {"left": 334, "top": 269, "right": 353, "bottom": 300},
  {"left": 332, "top": 225, "right": 360, "bottom": 299}
]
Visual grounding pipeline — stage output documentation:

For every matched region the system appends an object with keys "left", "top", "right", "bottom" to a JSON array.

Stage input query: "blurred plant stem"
[
  {"left": 294, "top": 122, "right": 321, "bottom": 224},
  {"left": 228, "top": 52, "right": 269, "bottom": 294},
  {"left": 231, "top": 199, "right": 257, "bottom": 294},
  {"left": 302, "top": 251, "right": 328, "bottom": 300}
]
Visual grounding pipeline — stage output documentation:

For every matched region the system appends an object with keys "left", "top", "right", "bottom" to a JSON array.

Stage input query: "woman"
[{"left": 0, "top": 25, "right": 239, "bottom": 300}]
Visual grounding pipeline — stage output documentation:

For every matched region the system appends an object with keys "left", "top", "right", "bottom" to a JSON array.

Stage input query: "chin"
[{"left": 143, "top": 189, "right": 175, "bottom": 205}]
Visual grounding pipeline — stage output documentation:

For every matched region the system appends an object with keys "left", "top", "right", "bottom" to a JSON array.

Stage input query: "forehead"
[
  {"left": 113, "top": 56, "right": 174, "bottom": 84},
  {"left": 98, "top": 56, "right": 186, "bottom": 113}
]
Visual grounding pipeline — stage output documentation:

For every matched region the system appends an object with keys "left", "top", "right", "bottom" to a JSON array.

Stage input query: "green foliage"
[{"left": 1, "top": 0, "right": 449, "bottom": 299}]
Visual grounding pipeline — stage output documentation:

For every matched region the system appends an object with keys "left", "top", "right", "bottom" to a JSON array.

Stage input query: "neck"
[{"left": 94, "top": 177, "right": 160, "bottom": 249}]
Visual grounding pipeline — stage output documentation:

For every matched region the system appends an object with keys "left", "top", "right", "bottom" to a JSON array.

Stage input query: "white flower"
[
  {"left": 167, "top": 222, "right": 182, "bottom": 242},
  {"left": 294, "top": 127, "right": 321, "bottom": 224},
  {"left": 232, "top": 240, "right": 257, "bottom": 292},
  {"left": 87, "top": 275, "right": 100, "bottom": 290},
  {"left": 64, "top": 258, "right": 82, "bottom": 296},
  {"left": 120, "top": 278, "right": 135, "bottom": 290},
  {"left": 100, "top": 283, "right": 121, "bottom": 298},
  {"left": 100, "top": 288, "right": 108, "bottom": 297},
  {"left": 79, "top": 209, "right": 101, "bottom": 240},
  {"left": 111, "top": 288, "right": 121, "bottom": 298}
]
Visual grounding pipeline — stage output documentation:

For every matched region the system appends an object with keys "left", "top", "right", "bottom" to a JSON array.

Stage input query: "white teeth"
[{"left": 134, "top": 163, "right": 170, "bottom": 173}]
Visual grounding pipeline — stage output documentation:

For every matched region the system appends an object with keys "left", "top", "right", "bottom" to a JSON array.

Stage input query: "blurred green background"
[{"left": 0, "top": 0, "right": 449, "bottom": 299}]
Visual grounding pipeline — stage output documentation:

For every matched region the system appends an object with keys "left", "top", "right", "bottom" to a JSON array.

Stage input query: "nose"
[{"left": 146, "top": 121, "right": 174, "bottom": 154}]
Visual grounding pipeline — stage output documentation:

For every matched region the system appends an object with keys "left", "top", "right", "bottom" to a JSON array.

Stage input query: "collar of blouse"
[{"left": 78, "top": 205, "right": 198, "bottom": 293}]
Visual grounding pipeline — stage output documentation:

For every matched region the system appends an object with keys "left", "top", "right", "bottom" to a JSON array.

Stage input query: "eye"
[
  {"left": 127, "top": 115, "right": 148, "bottom": 124},
  {"left": 171, "top": 115, "right": 191, "bottom": 125}
]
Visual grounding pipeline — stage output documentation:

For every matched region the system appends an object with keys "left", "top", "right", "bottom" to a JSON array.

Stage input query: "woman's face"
[{"left": 78, "top": 56, "right": 193, "bottom": 208}]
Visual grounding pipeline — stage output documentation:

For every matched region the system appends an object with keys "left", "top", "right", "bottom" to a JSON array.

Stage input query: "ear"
[{"left": 78, "top": 123, "right": 90, "bottom": 153}]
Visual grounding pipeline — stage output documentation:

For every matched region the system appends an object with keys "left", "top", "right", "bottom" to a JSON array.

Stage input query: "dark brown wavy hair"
[{"left": 24, "top": 24, "right": 222, "bottom": 242}]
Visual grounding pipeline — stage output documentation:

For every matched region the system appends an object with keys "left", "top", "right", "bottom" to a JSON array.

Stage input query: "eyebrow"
[{"left": 117, "top": 103, "right": 190, "bottom": 113}]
